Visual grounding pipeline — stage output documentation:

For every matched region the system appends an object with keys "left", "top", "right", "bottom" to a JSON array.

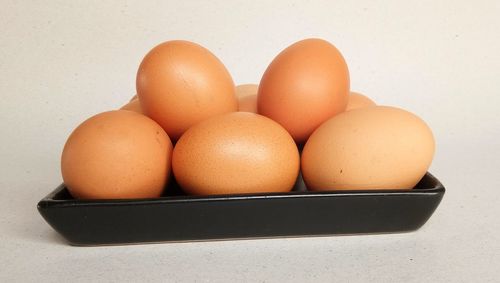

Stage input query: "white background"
[{"left": 1, "top": 1, "right": 499, "bottom": 282}]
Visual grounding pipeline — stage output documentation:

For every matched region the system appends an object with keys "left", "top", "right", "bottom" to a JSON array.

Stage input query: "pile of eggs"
[{"left": 61, "top": 39, "right": 435, "bottom": 199}]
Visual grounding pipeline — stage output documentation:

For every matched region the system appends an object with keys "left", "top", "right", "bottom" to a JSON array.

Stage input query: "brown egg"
[
  {"left": 238, "top": 94, "right": 257, "bottom": 113},
  {"left": 120, "top": 98, "right": 142, "bottom": 113},
  {"left": 61, "top": 110, "right": 173, "bottom": 199},
  {"left": 301, "top": 106, "right": 435, "bottom": 191},
  {"left": 172, "top": 112, "right": 300, "bottom": 195},
  {"left": 258, "top": 38, "right": 350, "bottom": 143},
  {"left": 136, "top": 40, "right": 237, "bottom": 140},
  {"left": 346, "top": 92, "right": 376, "bottom": 111},
  {"left": 235, "top": 84, "right": 258, "bottom": 98},
  {"left": 130, "top": 94, "right": 138, "bottom": 102}
]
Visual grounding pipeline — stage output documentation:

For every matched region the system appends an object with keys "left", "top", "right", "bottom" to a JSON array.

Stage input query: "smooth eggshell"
[
  {"left": 258, "top": 38, "right": 350, "bottom": 143},
  {"left": 346, "top": 92, "right": 376, "bottom": 111},
  {"left": 61, "top": 110, "right": 172, "bottom": 199},
  {"left": 120, "top": 98, "right": 142, "bottom": 113},
  {"left": 235, "top": 84, "right": 258, "bottom": 98},
  {"left": 301, "top": 106, "right": 435, "bottom": 191},
  {"left": 136, "top": 40, "right": 237, "bottom": 140},
  {"left": 172, "top": 112, "right": 300, "bottom": 195},
  {"left": 238, "top": 94, "right": 257, "bottom": 113}
]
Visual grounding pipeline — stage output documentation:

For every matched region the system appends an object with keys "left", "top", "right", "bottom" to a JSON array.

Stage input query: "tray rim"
[{"left": 38, "top": 172, "right": 445, "bottom": 209}]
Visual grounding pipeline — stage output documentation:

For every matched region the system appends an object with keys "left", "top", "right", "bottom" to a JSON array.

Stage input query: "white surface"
[{"left": 1, "top": 1, "right": 499, "bottom": 282}]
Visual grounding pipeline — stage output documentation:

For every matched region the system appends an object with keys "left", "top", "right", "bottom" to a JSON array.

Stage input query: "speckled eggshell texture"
[
  {"left": 61, "top": 110, "right": 172, "bottom": 199},
  {"left": 172, "top": 112, "right": 300, "bottom": 195},
  {"left": 136, "top": 40, "right": 237, "bottom": 140},
  {"left": 301, "top": 106, "right": 435, "bottom": 191}
]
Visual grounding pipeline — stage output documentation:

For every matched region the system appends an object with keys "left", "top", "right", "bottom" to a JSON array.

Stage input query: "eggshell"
[
  {"left": 346, "top": 92, "right": 376, "bottom": 111},
  {"left": 301, "top": 106, "right": 435, "bottom": 191},
  {"left": 136, "top": 40, "right": 237, "bottom": 140},
  {"left": 258, "top": 38, "right": 350, "bottom": 143},
  {"left": 61, "top": 110, "right": 172, "bottom": 199},
  {"left": 172, "top": 112, "right": 300, "bottom": 195},
  {"left": 235, "top": 84, "right": 258, "bottom": 98},
  {"left": 238, "top": 94, "right": 257, "bottom": 113},
  {"left": 130, "top": 94, "right": 138, "bottom": 102},
  {"left": 120, "top": 98, "right": 142, "bottom": 113}
]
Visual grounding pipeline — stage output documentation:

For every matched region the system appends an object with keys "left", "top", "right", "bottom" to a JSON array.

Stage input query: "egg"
[
  {"left": 258, "top": 38, "right": 350, "bottom": 143},
  {"left": 346, "top": 92, "right": 376, "bottom": 111},
  {"left": 120, "top": 98, "right": 142, "bottom": 113},
  {"left": 301, "top": 106, "right": 435, "bottom": 191},
  {"left": 238, "top": 94, "right": 257, "bottom": 113},
  {"left": 235, "top": 84, "right": 258, "bottom": 98},
  {"left": 130, "top": 94, "right": 138, "bottom": 101},
  {"left": 136, "top": 40, "right": 237, "bottom": 140},
  {"left": 172, "top": 112, "right": 300, "bottom": 195},
  {"left": 61, "top": 110, "right": 173, "bottom": 199}
]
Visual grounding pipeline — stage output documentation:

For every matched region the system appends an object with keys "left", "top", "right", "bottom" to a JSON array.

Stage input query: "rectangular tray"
[{"left": 37, "top": 172, "right": 445, "bottom": 246}]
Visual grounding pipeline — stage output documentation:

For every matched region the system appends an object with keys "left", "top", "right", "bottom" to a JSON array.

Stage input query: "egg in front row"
[
  {"left": 302, "top": 106, "right": 435, "bottom": 191},
  {"left": 173, "top": 112, "right": 300, "bottom": 195},
  {"left": 61, "top": 110, "right": 172, "bottom": 199}
]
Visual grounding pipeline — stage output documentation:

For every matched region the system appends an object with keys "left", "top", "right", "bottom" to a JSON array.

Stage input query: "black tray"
[{"left": 37, "top": 172, "right": 445, "bottom": 246}]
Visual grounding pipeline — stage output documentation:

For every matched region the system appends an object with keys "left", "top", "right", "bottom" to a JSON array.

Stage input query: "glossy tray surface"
[{"left": 38, "top": 172, "right": 445, "bottom": 245}]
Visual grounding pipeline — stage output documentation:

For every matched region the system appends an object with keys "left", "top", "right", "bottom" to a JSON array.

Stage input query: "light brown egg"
[
  {"left": 61, "top": 110, "right": 173, "bottom": 199},
  {"left": 235, "top": 84, "right": 258, "bottom": 98},
  {"left": 136, "top": 40, "right": 237, "bottom": 140},
  {"left": 120, "top": 98, "right": 142, "bottom": 113},
  {"left": 172, "top": 112, "right": 300, "bottom": 195},
  {"left": 346, "top": 92, "right": 376, "bottom": 111},
  {"left": 238, "top": 94, "right": 257, "bottom": 113},
  {"left": 130, "top": 94, "right": 138, "bottom": 102},
  {"left": 301, "top": 106, "right": 435, "bottom": 191},
  {"left": 258, "top": 38, "right": 350, "bottom": 144}
]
